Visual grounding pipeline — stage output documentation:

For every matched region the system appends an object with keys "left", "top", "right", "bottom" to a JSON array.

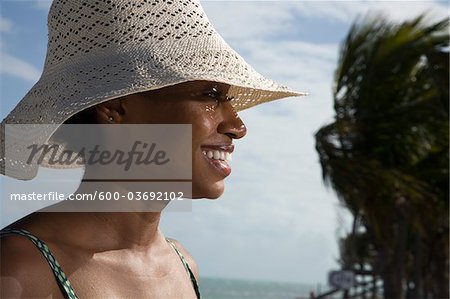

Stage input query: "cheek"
[
  {"left": 204, "top": 104, "right": 216, "bottom": 114},
  {"left": 191, "top": 108, "right": 218, "bottom": 145},
  {"left": 191, "top": 116, "right": 215, "bottom": 171},
  {"left": 190, "top": 108, "right": 224, "bottom": 199},
  {"left": 191, "top": 150, "right": 225, "bottom": 199}
]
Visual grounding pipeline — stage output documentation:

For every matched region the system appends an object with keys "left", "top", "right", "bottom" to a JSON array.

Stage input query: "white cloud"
[
  {"left": 0, "top": 16, "right": 12, "bottom": 33},
  {"left": 204, "top": 1, "right": 448, "bottom": 44},
  {"left": 292, "top": 1, "right": 448, "bottom": 23},
  {"left": 0, "top": 52, "right": 41, "bottom": 82},
  {"left": 237, "top": 39, "right": 338, "bottom": 90},
  {"left": 293, "top": 1, "right": 365, "bottom": 23},
  {"left": 34, "top": 0, "right": 52, "bottom": 11},
  {"left": 202, "top": 1, "right": 296, "bottom": 42}
]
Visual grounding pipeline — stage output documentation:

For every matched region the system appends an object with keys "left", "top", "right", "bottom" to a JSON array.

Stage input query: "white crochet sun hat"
[{"left": 1, "top": 0, "right": 306, "bottom": 180}]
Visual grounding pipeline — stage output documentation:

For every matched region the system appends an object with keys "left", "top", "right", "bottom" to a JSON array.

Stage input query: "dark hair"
[
  {"left": 49, "top": 106, "right": 99, "bottom": 149},
  {"left": 63, "top": 106, "right": 98, "bottom": 124}
]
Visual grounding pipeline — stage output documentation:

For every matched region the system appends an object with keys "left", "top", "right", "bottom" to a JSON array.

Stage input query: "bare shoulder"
[
  {"left": 168, "top": 238, "right": 199, "bottom": 281},
  {"left": 0, "top": 233, "right": 58, "bottom": 298}
]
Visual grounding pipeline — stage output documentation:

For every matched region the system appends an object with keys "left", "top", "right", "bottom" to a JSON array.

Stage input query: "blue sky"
[{"left": 0, "top": 0, "right": 448, "bottom": 285}]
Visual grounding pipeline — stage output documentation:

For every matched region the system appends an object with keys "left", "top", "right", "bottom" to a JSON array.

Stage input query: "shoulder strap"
[
  {"left": 166, "top": 238, "right": 201, "bottom": 299},
  {"left": 0, "top": 228, "right": 79, "bottom": 299}
]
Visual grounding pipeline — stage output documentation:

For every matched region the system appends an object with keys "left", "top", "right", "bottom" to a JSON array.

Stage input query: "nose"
[{"left": 217, "top": 102, "right": 247, "bottom": 139}]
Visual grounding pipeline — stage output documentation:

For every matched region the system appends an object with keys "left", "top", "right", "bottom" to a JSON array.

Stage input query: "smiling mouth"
[
  {"left": 201, "top": 145, "right": 233, "bottom": 177},
  {"left": 202, "top": 149, "right": 232, "bottom": 163}
]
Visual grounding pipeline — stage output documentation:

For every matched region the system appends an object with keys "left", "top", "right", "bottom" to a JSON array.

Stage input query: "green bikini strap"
[
  {"left": 166, "top": 238, "right": 201, "bottom": 299},
  {"left": 0, "top": 228, "right": 78, "bottom": 299}
]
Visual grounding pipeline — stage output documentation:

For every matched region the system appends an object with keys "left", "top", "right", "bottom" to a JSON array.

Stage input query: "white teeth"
[
  {"left": 204, "top": 150, "right": 232, "bottom": 162},
  {"left": 213, "top": 150, "right": 220, "bottom": 160}
]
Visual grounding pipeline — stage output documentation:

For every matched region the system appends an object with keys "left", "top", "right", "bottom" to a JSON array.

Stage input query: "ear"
[{"left": 94, "top": 98, "right": 126, "bottom": 124}]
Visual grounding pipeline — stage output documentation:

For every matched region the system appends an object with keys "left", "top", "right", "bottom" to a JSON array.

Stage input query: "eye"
[
  {"left": 204, "top": 86, "right": 221, "bottom": 101},
  {"left": 203, "top": 86, "right": 233, "bottom": 103}
]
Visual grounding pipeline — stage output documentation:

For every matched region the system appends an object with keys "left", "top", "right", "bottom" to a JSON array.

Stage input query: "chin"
[{"left": 192, "top": 181, "right": 224, "bottom": 199}]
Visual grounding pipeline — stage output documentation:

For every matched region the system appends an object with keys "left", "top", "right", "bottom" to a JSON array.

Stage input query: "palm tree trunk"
[
  {"left": 412, "top": 234, "right": 424, "bottom": 299},
  {"left": 395, "top": 213, "right": 407, "bottom": 299},
  {"left": 382, "top": 213, "right": 407, "bottom": 299},
  {"left": 434, "top": 232, "right": 449, "bottom": 299}
]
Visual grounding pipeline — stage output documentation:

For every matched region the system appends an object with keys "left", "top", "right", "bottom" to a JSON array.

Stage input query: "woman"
[{"left": 0, "top": 0, "right": 304, "bottom": 298}]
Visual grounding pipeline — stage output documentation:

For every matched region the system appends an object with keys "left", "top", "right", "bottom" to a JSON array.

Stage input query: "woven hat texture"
[{"left": 1, "top": 0, "right": 306, "bottom": 180}]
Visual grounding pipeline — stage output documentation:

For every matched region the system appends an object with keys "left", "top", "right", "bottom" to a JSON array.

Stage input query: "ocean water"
[{"left": 199, "top": 277, "right": 316, "bottom": 299}]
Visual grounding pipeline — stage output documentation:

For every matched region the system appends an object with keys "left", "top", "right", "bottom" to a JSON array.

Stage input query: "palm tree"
[{"left": 315, "top": 14, "right": 448, "bottom": 299}]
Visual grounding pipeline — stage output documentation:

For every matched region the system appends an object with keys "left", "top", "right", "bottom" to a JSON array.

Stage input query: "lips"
[{"left": 201, "top": 144, "right": 234, "bottom": 177}]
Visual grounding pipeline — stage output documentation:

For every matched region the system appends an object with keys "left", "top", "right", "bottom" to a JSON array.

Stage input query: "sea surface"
[{"left": 199, "top": 277, "right": 317, "bottom": 299}]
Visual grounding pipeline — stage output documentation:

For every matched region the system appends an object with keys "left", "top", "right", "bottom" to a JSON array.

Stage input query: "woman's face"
[{"left": 115, "top": 81, "right": 247, "bottom": 199}]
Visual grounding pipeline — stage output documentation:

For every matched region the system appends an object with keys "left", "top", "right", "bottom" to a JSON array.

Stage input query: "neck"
[
  {"left": 68, "top": 176, "right": 167, "bottom": 250},
  {"left": 88, "top": 212, "right": 164, "bottom": 249}
]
